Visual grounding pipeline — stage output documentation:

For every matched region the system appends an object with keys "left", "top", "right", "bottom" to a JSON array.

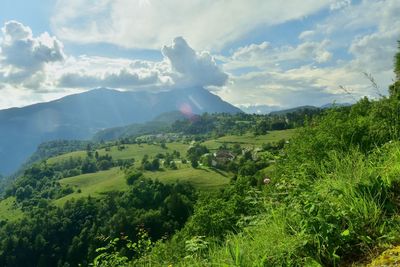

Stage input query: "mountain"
[
  {"left": 0, "top": 87, "right": 242, "bottom": 175},
  {"left": 240, "top": 102, "right": 352, "bottom": 115},
  {"left": 92, "top": 111, "right": 188, "bottom": 141},
  {"left": 320, "top": 102, "right": 352, "bottom": 109}
]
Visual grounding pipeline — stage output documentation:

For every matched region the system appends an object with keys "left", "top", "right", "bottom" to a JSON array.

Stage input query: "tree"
[
  {"left": 81, "top": 158, "right": 98, "bottom": 174},
  {"left": 160, "top": 141, "right": 167, "bottom": 149},
  {"left": 395, "top": 41, "right": 400, "bottom": 80},
  {"left": 191, "top": 159, "right": 199, "bottom": 168},
  {"left": 97, "top": 160, "right": 113, "bottom": 171},
  {"left": 15, "top": 187, "right": 25, "bottom": 201},
  {"left": 389, "top": 41, "right": 400, "bottom": 98},
  {"left": 151, "top": 158, "right": 160, "bottom": 171},
  {"left": 126, "top": 171, "right": 143, "bottom": 185}
]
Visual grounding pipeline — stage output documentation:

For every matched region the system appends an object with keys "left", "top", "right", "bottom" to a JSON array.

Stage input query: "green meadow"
[
  {"left": 0, "top": 197, "right": 24, "bottom": 222},
  {"left": 202, "top": 129, "right": 296, "bottom": 150}
]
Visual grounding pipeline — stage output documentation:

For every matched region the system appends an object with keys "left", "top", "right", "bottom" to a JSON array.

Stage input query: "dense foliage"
[{"left": 0, "top": 173, "right": 195, "bottom": 266}]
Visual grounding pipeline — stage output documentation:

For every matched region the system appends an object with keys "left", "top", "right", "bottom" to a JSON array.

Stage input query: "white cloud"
[
  {"left": 329, "top": 0, "right": 351, "bottom": 11},
  {"left": 298, "top": 30, "right": 315, "bottom": 40},
  {"left": 58, "top": 68, "right": 160, "bottom": 89},
  {"left": 0, "top": 21, "right": 65, "bottom": 88},
  {"left": 2, "top": 0, "right": 400, "bottom": 111},
  {"left": 217, "top": 0, "right": 400, "bottom": 108},
  {"left": 162, "top": 37, "right": 228, "bottom": 87},
  {"left": 0, "top": 22, "right": 227, "bottom": 101},
  {"left": 224, "top": 39, "right": 332, "bottom": 71},
  {"left": 57, "top": 37, "right": 227, "bottom": 89},
  {"left": 216, "top": 65, "right": 369, "bottom": 108},
  {"left": 51, "top": 0, "right": 331, "bottom": 50}
]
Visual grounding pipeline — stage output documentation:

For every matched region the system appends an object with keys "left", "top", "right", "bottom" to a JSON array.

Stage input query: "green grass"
[
  {"left": 55, "top": 168, "right": 127, "bottom": 205},
  {"left": 56, "top": 164, "right": 230, "bottom": 205},
  {"left": 47, "top": 131, "right": 294, "bottom": 166},
  {"left": 145, "top": 165, "right": 231, "bottom": 190},
  {"left": 48, "top": 142, "right": 189, "bottom": 166},
  {"left": 47, "top": 150, "right": 87, "bottom": 164},
  {"left": 202, "top": 129, "right": 296, "bottom": 150},
  {"left": 97, "top": 143, "right": 188, "bottom": 163},
  {"left": 0, "top": 197, "right": 24, "bottom": 222}
]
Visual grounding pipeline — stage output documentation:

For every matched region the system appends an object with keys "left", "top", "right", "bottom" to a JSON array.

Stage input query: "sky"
[{"left": 0, "top": 0, "right": 399, "bottom": 110}]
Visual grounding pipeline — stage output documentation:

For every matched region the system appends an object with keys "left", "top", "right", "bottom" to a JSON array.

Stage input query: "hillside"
[
  {"left": 0, "top": 87, "right": 242, "bottom": 175},
  {"left": 0, "top": 128, "right": 294, "bottom": 266},
  {"left": 92, "top": 111, "right": 187, "bottom": 141},
  {"left": 0, "top": 127, "right": 293, "bottom": 233},
  {"left": 269, "top": 105, "right": 320, "bottom": 115}
]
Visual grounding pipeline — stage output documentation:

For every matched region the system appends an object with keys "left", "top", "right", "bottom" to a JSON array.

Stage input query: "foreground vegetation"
[{"left": 128, "top": 43, "right": 400, "bottom": 266}]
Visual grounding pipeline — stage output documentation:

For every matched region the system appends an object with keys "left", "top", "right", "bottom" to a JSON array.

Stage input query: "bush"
[{"left": 126, "top": 171, "right": 143, "bottom": 185}]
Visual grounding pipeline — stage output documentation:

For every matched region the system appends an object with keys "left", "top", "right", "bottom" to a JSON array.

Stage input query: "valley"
[{"left": 1, "top": 129, "right": 294, "bottom": 219}]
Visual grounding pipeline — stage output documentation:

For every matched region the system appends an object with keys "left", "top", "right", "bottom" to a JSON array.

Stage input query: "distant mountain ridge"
[
  {"left": 239, "top": 103, "right": 352, "bottom": 115},
  {"left": 92, "top": 111, "right": 188, "bottom": 141},
  {"left": 269, "top": 105, "right": 321, "bottom": 115},
  {"left": 0, "top": 87, "right": 242, "bottom": 175}
]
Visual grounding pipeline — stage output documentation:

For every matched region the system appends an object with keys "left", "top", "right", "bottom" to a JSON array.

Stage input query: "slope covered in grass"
[
  {"left": 202, "top": 129, "right": 295, "bottom": 150},
  {"left": 176, "top": 144, "right": 400, "bottom": 266},
  {"left": 56, "top": 167, "right": 127, "bottom": 205},
  {"left": 0, "top": 197, "right": 23, "bottom": 222},
  {"left": 145, "top": 166, "right": 230, "bottom": 190},
  {"left": 48, "top": 142, "right": 189, "bottom": 165},
  {"left": 56, "top": 164, "right": 230, "bottom": 206}
]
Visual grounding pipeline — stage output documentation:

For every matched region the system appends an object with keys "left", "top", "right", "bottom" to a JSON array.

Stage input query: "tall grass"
[{"left": 170, "top": 143, "right": 400, "bottom": 266}]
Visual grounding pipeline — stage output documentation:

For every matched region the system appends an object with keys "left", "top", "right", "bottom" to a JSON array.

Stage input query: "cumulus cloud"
[
  {"left": 0, "top": 21, "right": 227, "bottom": 94},
  {"left": 56, "top": 37, "right": 227, "bottom": 90},
  {"left": 0, "top": 21, "right": 65, "bottom": 88},
  {"left": 51, "top": 0, "right": 331, "bottom": 50},
  {"left": 162, "top": 37, "right": 228, "bottom": 87}
]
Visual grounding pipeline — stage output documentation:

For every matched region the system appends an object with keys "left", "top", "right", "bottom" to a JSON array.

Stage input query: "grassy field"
[
  {"left": 56, "top": 164, "right": 230, "bottom": 205},
  {"left": 0, "top": 197, "right": 24, "bottom": 222},
  {"left": 56, "top": 168, "right": 127, "bottom": 205},
  {"left": 48, "top": 142, "right": 189, "bottom": 165},
  {"left": 202, "top": 129, "right": 297, "bottom": 150},
  {"left": 97, "top": 142, "right": 188, "bottom": 162},
  {"left": 47, "top": 150, "right": 87, "bottom": 164},
  {"left": 48, "top": 131, "right": 295, "bottom": 165},
  {"left": 49, "top": 131, "right": 292, "bottom": 205},
  {"left": 145, "top": 166, "right": 231, "bottom": 190}
]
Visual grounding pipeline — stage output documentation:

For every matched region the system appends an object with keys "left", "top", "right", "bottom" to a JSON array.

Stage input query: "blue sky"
[{"left": 0, "top": 0, "right": 399, "bottom": 110}]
